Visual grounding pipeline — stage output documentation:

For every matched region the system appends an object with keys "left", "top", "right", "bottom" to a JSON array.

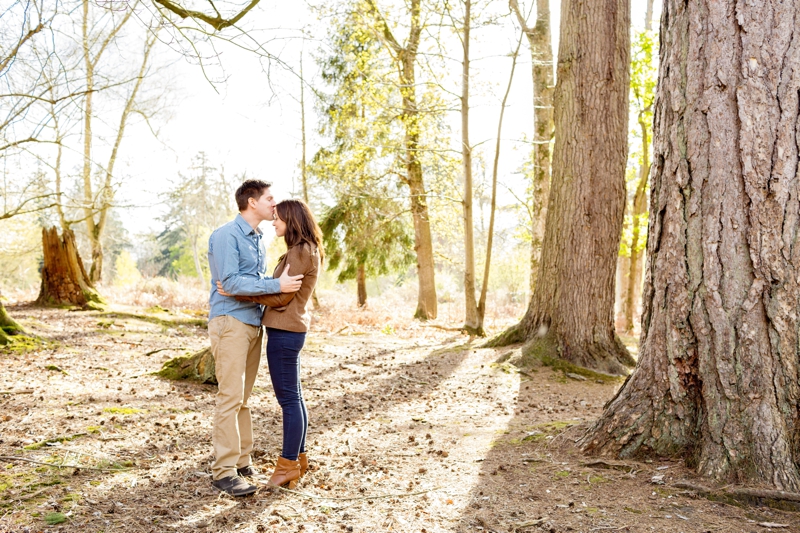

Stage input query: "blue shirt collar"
[{"left": 235, "top": 213, "right": 262, "bottom": 236}]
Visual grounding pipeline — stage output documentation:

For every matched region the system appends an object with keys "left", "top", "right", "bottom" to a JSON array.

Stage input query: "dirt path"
[{"left": 1, "top": 305, "right": 798, "bottom": 532}]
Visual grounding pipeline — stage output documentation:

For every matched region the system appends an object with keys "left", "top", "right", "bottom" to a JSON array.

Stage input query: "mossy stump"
[{"left": 157, "top": 347, "right": 217, "bottom": 384}]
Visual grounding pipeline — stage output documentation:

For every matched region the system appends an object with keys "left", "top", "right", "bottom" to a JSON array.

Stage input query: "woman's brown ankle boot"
[
  {"left": 299, "top": 453, "right": 308, "bottom": 477},
  {"left": 268, "top": 457, "right": 301, "bottom": 489}
]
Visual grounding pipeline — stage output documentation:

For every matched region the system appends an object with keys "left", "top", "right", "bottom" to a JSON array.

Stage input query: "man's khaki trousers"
[{"left": 208, "top": 315, "right": 263, "bottom": 481}]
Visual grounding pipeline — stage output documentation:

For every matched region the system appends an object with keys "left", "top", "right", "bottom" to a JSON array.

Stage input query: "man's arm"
[{"left": 211, "top": 230, "right": 290, "bottom": 296}]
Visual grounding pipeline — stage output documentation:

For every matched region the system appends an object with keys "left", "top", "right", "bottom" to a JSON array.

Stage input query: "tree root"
[{"left": 672, "top": 481, "right": 800, "bottom": 512}]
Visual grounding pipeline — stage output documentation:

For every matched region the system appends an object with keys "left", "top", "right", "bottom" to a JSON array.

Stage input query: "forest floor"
[{"left": 1, "top": 303, "right": 799, "bottom": 533}]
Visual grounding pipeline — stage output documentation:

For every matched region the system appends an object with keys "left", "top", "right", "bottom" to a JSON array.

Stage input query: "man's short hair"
[{"left": 235, "top": 180, "right": 272, "bottom": 211}]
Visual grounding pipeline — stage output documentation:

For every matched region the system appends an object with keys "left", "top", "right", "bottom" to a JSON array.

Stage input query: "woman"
[{"left": 218, "top": 198, "right": 323, "bottom": 489}]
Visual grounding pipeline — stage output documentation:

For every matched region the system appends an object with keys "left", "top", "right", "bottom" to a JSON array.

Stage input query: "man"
[{"left": 207, "top": 179, "right": 303, "bottom": 496}]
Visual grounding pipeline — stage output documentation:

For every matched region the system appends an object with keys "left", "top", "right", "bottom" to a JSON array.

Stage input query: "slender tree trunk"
[
  {"left": 366, "top": 0, "right": 437, "bottom": 319},
  {"left": 460, "top": 0, "right": 481, "bottom": 335},
  {"left": 623, "top": 120, "right": 649, "bottom": 334},
  {"left": 300, "top": 53, "right": 321, "bottom": 310},
  {"left": 37, "top": 227, "right": 104, "bottom": 308},
  {"left": 80, "top": 0, "right": 135, "bottom": 284},
  {"left": 479, "top": 30, "right": 524, "bottom": 330},
  {"left": 81, "top": 0, "right": 99, "bottom": 282},
  {"left": 402, "top": 2, "right": 436, "bottom": 320},
  {"left": 491, "top": 0, "right": 633, "bottom": 376},
  {"left": 581, "top": 0, "right": 800, "bottom": 490},
  {"left": 511, "top": 0, "right": 554, "bottom": 293},
  {"left": 356, "top": 262, "right": 367, "bottom": 307}
]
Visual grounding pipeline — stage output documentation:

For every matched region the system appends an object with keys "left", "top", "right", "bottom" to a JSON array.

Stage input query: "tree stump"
[
  {"left": 36, "top": 227, "right": 104, "bottom": 309},
  {"left": 157, "top": 347, "right": 217, "bottom": 384}
]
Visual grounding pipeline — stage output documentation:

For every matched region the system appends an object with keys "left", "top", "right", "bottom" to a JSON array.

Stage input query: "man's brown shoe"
[{"left": 212, "top": 476, "right": 257, "bottom": 496}]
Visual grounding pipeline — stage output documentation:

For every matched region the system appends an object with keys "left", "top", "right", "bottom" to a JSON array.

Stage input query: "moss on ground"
[
  {"left": 23, "top": 433, "right": 88, "bottom": 450},
  {"left": 102, "top": 407, "right": 144, "bottom": 415},
  {"left": 517, "top": 335, "right": 625, "bottom": 384}
]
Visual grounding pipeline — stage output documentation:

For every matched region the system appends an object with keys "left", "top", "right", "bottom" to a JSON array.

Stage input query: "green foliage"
[
  {"left": 620, "top": 29, "right": 658, "bottom": 259},
  {"left": 312, "top": 3, "right": 418, "bottom": 288}
]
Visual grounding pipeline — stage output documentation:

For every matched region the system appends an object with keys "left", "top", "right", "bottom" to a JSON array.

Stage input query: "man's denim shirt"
[{"left": 208, "top": 214, "right": 280, "bottom": 327}]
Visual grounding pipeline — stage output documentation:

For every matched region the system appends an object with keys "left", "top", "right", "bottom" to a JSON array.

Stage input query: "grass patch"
[
  {"left": 45, "top": 364, "right": 68, "bottom": 374},
  {"left": 98, "top": 311, "right": 207, "bottom": 329},
  {"left": 554, "top": 470, "right": 570, "bottom": 478},
  {"left": 0, "top": 335, "right": 51, "bottom": 355},
  {"left": 102, "top": 407, "right": 144, "bottom": 415},
  {"left": 44, "top": 512, "right": 67, "bottom": 525}
]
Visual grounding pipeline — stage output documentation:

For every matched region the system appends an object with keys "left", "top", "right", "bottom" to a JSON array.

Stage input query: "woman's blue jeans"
[{"left": 265, "top": 328, "right": 308, "bottom": 461}]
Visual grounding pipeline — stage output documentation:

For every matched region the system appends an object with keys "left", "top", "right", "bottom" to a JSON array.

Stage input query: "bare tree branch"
[{"left": 152, "top": 0, "right": 261, "bottom": 31}]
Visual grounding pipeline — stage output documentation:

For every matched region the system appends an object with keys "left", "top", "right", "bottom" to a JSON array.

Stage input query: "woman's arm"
[{"left": 232, "top": 246, "right": 313, "bottom": 307}]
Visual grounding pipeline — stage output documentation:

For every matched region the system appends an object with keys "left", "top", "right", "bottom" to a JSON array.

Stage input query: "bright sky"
[{"left": 116, "top": 0, "right": 662, "bottom": 239}]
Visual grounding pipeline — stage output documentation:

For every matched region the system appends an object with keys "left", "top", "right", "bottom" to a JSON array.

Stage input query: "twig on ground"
[
  {"left": 0, "top": 455, "right": 132, "bottom": 472},
  {"left": 420, "top": 324, "right": 465, "bottom": 332},
  {"left": 511, "top": 516, "right": 548, "bottom": 529},
  {"left": 0, "top": 389, "right": 34, "bottom": 394},
  {"left": 268, "top": 485, "right": 442, "bottom": 501},
  {"left": 399, "top": 375, "right": 428, "bottom": 385},
  {"left": 144, "top": 347, "right": 185, "bottom": 356},
  {"left": 589, "top": 526, "right": 630, "bottom": 531}
]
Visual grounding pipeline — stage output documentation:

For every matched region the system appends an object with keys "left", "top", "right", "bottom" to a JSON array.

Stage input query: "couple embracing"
[{"left": 207, "top": 179, "right": 323, "bottom": 496}]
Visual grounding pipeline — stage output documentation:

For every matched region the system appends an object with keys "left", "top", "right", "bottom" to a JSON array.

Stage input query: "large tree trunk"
[
  {"left": 37, "top": 227, "right": 104, "bottom": 309},
  {"left": 491, "top": 0, "right": 633, "bottom": 376},
  {"left": 581, "top": 0, "right": 800, "bottom": 490},
  {"left": 511, "top": 0, "right": 554, "bottom": 294}
]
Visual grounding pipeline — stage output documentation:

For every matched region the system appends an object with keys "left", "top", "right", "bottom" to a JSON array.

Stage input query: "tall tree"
[
  {"left": 79, "top": 0, "right": 160, "bottom": 283},
  {"left": 478, "top": 31, "right": 524, "bottom": 331},
  {"left": 581, "top": 0, "right": 800, "bottom": 490},
  {"left": 450, "top": 0, "right": 483, "bottom": 335},
  {"left": 312, "top": 8, "right": 415, "bottom": 306},
  {"left": 364, "top": 0, "right": 438, "bottom": 320},
  {"left": 509, "top": 0, "right": 554, "bottom": 293},
  {"left": 490, "top": 0, "right": 633, "bottom": 376}
]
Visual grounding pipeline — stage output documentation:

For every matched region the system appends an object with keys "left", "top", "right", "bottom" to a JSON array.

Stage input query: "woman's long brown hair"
[{"left": 275, "top": 199, "right": 325, "bottom": 263}]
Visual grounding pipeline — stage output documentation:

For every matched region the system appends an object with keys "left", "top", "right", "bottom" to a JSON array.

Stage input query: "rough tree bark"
[
  {"left": 490, "top": 0, "right": 633, "bottom": 376},
  {"left": 36, "top": 227, "right": 104, "bottom": 309},
  {"left": 581, "top": 0, "right": 800, "bottom": 490},
  {"left": 366, "top": 0, "right": 438, "bottom": 320},
  {"left": 510, "top": 0, "right": 554, "bottom": 293}
]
